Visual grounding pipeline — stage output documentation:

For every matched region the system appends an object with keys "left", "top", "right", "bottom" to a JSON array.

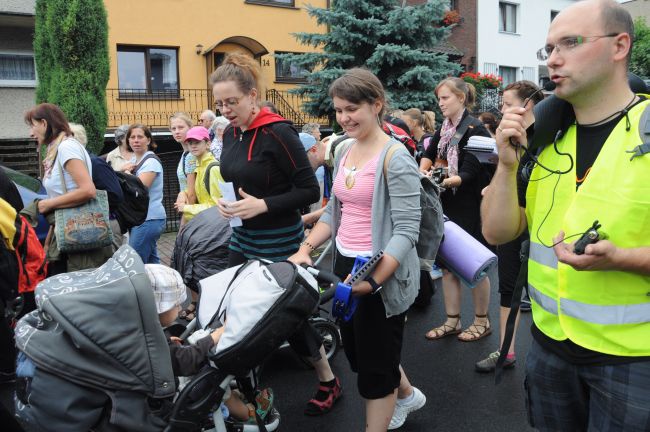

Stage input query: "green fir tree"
[
  {"left": 34, "top": 0, "right": 109, "bottom": 154},
  {"left": 277, "top": 0, "right": 460, "bottom": 119},
  {"left": 630, "top": 18, "right": 649, "bottom": 79}
]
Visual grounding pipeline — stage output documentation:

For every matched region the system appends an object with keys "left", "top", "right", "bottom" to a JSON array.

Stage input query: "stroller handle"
[{"left": 302, "top": 265, "right": 340, "bottom": 304}]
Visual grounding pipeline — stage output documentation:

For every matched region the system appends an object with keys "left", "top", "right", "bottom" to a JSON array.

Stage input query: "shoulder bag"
[{"left": 54, "top": 141, "right": 113, "bottom": 253}]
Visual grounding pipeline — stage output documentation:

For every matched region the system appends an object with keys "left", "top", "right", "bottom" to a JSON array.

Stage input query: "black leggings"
[
  {"left": 227, "top": 249, "right": 323, "bottom": 361},
  {"left": 497, "top": 232, "right": 528, "bottom": 308}
]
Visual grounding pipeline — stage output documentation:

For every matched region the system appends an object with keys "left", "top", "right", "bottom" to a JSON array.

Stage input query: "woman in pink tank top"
[{"left": 290, "top": 69, "right": 425, "bottom": 431}]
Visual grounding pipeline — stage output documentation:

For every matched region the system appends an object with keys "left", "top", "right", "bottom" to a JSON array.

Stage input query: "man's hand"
[
  {"left": 553, "top": 231, "right": 620, "bottom": 271},
  {"left": 496, "top": 107, "right": 528, "bottom": 170}
]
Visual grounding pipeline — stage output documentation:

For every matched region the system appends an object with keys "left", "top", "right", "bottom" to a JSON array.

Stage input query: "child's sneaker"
[{"left": 245, "top": 387, "right": 274, "bottom": 424}]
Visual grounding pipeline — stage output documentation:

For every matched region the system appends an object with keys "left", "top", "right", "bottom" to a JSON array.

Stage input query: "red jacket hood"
[
  {"left": 247, "top": 108, "right": 288, "bottom": 130},
  {"left": 235, "top": 108, "right": 292, "bottom": 161}
]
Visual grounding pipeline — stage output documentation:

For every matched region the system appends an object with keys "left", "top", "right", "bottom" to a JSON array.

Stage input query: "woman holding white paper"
[{"left": 210, "top": 54, "right": 340, "bottom": 416}]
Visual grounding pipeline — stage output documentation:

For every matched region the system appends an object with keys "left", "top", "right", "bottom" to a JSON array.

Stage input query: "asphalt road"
[
  {"left": 1, "top": 277, "right": 535, "bottom": 432},
  {"left": 260, "top": 279, "right": 535, "bottom": 432}
]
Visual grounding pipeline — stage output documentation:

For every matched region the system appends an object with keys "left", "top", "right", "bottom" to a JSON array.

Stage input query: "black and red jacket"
[{"left": 220, "top": 109, "right": 319, "bottom": 230}]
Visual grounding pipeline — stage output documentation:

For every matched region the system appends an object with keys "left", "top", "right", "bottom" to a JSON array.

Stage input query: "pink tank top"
[{"left": 332, "top": 147, "right": 379, "bottom": 255}]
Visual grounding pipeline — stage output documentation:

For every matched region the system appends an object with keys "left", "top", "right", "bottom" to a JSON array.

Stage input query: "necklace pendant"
[{"left": 345, "top": 173, "right": 355, "bottom": 189}]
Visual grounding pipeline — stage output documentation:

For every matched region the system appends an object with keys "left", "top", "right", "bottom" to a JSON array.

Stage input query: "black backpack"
[
  {"left": 203, "top": 161, "right": 220, "bottom": 195},
  {"left": 114, "top": 154, "right": 158, "bottom": 232}
]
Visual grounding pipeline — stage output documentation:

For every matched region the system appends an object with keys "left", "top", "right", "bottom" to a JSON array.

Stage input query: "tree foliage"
[
  {"left": 631, "top": 17, "right": 649, "bottom": 79},
  {"left": 277, "top": 0, "right": 460, "bottom": 118},
  {"left": 34, "top": 0, "right": 109, "bottom": 154}
]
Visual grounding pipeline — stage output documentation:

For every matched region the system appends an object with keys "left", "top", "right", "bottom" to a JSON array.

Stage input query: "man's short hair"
[
  {"left": 201, "top": 109, "right": 217, "bottom": 122},
  {"left": 600, "top": 0, "right": 635, "bottom": 65},
  {"left": 302, "top": 123, "right": 320, "bottom": 134}
]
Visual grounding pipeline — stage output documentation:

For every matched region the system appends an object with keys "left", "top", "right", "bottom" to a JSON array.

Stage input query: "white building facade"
[
  {"left": 0, "top": 0, "right": 36, "bottom": 140},
  {"left": 476, "top": 0, "right": 577, "bottom": 87}
]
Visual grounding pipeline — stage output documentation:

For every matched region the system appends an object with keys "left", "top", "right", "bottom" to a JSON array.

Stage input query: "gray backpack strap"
[
  {"left": 627, "top": 102, "right": 650, "bottom": 160},
  {"left": 203, "top": 161, "right": 220, "bottom": 195}
]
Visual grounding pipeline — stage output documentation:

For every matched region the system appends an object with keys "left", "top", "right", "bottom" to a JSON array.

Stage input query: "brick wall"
[
  {"left": 447, "top": 0, "right": 477, "bottom": 72},
  {"left": 405, "top": 0, "right": 477, "bottom": 72}
]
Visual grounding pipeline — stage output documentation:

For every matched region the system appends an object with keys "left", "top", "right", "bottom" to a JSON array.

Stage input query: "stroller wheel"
[{"left": 299, "top": 318, "right": 341, "bottom": 368}]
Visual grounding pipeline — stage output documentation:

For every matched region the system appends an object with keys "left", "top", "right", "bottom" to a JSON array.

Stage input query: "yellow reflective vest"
[
  {"left": 526, "top": 99, "right": 650, "bottom": 356},
  {"left": 0, "top": 198, "right": 17, "bottom": 250},
  {"left": 183, "top": 152, "right": 223, "bottom": 221}
]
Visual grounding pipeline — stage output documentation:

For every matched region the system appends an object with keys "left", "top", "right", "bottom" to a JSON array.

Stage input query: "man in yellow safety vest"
[{"left": 481, "top": 0, "right": 650, "bottom": 430}]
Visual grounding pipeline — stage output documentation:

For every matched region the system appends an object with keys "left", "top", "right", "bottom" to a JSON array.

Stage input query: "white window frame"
[
  {"left": 0, "top": 50, "right": 37, "bottom": 88},
  {"left": 499, "top": 2, "right": 519, "bottom": 34},
  {"left": 499, "top": 65, "right": 518, "bottom": 86}
]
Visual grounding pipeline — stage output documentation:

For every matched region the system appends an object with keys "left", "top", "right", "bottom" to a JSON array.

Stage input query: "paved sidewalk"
[{"left": 157, "top": 231, "right": 178, "bottom": 266}]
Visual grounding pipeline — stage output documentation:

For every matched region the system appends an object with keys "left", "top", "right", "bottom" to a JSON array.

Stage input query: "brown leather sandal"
[
  {"left": 425, "top": 314, "right": 462, "bottom": 340},
  {"left": 458, "top": 314, "right": 492, "bottom": 342}
]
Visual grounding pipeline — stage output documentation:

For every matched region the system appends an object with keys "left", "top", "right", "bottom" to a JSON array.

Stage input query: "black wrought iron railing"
[
  {"left": 265, "top": 89, "right": 329, "bottom": 129},
  {"left": 106, "top": 89, "right": 213, "bottom": 129},
  {"left": 107, "top": 88, "right": 329, "bottom": 130}
]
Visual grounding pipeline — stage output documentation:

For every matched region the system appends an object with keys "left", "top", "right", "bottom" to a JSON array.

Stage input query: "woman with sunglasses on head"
[
  {"left": 211, "top": 53, "right": 341, "bottom": 416},
  {"left": 290, "top": 68, "right": 426, "bottom": 431},
  {"left": 121, "top": 124, "right": 165, "bottom": 264},
  {"left": 419, "top": 78, "right": 494, "bottom": 343},
  {"left": 169, "top": 112, "right": 197, "bottom": 226}
]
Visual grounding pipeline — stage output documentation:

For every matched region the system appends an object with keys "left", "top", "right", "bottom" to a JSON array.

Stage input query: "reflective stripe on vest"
[
  {"left": 528, "top": 283, "right": 558, "bottom": 315},
  {"left": 529, "top": 242, "right": 558, "bottom": 269},
  {"left": 560, "top": 298, "right": 650, "bottom": 325}
]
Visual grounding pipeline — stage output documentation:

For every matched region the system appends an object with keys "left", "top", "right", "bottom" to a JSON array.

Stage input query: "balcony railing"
[
  {"left": 107, "top": 88, "right": 212, "bottom": 129},
  {"left": 265, "top": 89, "right": 329, "bottom": 129},
  {"left": 107, "top": 88, "right": 329, "bottom": 130}
]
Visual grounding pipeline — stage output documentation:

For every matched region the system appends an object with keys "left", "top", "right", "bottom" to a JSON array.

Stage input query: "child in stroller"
[
  {"left": 144, "top": 264, "right": 276, "bottom": 429},
  {"left": 13, "top": 246, "right": 289, "bottom": 432}
]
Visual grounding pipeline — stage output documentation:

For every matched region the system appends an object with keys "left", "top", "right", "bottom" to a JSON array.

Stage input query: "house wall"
[
  {"left": 104, "top": 0, "right": 327, "bottom": 93},
  {"left": 476, "top": 0, "right": 576, "bottom": 85},
  {"left": 448, "top": 0, "right": 478, "bottom": 71},
  {"left": 0, "top": 0, "right": 35, "bottom": 14},
  {"left": 0, "top": 19, "right": 36, "bottom": 139},
  {"left": 621, "top": 0, "right": 650, "bottom": 21}
]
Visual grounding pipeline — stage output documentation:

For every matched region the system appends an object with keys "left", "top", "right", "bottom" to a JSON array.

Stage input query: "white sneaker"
[{"left": 388, "top": 387, "right": 426, "bottom": 430}]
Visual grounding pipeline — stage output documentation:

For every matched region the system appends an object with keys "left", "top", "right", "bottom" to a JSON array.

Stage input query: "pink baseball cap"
[{"left": 184, "top": 126, "right": 210, "bottom": 143}]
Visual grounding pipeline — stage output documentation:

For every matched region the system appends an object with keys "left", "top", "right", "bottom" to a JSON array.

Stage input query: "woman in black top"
[
  {"left": 475, "top": 80, "right": 544, "bottom": 373},
  {"left": 420, "top": 78, "right": 493, "bottom": 342},
  {"left": 211, "top": 53, "right": 341, "bottom": 415}
]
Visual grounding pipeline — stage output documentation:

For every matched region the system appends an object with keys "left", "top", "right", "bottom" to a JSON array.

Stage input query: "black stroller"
[
  {"left": 170, "top": 208, "right": 341, "bottom": 367},
  {"left": 171, "top": 207, "right": 231, "bottom": 294},
  {"left": 14, "top": 246, "right": 339, "bottom": 432}
]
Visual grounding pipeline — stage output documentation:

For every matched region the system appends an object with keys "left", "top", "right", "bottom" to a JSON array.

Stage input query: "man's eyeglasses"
[
  {"left": 214, "top": 96, "right": 244, "bottom": 110},
  {"left": 536, "top": 33, "right": 619, "bottom": 61}
]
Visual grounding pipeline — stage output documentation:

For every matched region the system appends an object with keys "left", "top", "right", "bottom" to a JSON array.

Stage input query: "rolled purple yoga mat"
[{"left": 438, "top": 219, "right": 497, "bottom": 286}]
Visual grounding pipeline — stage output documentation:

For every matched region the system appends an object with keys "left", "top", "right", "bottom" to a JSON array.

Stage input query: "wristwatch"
[{"left": 366, "top": 276, "right": 383, "bottom": 295}]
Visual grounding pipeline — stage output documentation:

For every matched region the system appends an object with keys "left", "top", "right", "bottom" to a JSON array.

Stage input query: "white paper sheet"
[{"left": 218, "top": 181, "right": 243, "bottom": 227}]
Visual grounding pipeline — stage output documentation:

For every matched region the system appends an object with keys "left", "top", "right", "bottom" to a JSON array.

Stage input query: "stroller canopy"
[
  {"left": 15, "top": 245, "right": 175, "bottom": 398},
  {"left": 171, "top": 207, "right": 231, "bottom": 291}
]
